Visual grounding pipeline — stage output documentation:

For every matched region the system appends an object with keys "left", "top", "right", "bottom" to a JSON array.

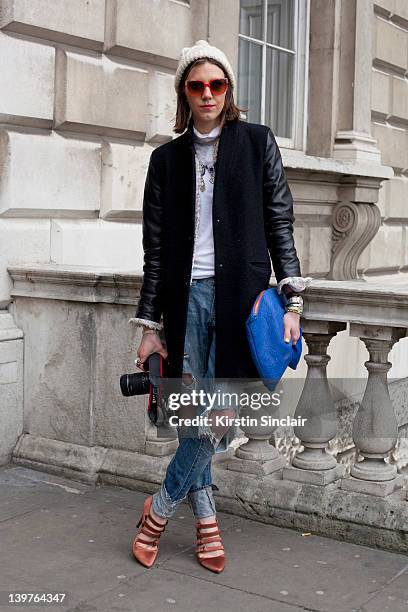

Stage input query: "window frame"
[{"left": 238, "top": 0, "right": 310, "bottom": 151}]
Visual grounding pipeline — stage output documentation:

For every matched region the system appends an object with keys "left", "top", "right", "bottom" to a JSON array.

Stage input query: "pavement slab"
[
  {"left": 70, "top": 568, "right": 305, "bottom": 612},
  {"left": 1, "top": 464, "right": 408, "bottom": 612}
]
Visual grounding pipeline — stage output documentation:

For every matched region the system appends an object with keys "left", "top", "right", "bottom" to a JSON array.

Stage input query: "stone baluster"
[
  {"left": 283, "top": 320, "right": 347, "bottom": 485},
  {"left": 225, "top": 379, "right": 286, "bottom": 476},
  {"left": 341, "top": 324, "right": 407, "bottom": 496}
]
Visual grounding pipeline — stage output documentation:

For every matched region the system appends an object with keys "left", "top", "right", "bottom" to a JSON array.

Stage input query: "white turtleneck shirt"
[{"left": 191, "top": 122, "right": 222, "bottom": 279}]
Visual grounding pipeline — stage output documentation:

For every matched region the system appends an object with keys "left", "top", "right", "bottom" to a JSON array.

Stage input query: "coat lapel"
[{"left": 214, "top": 119, "right": 240, "bottom": 195}]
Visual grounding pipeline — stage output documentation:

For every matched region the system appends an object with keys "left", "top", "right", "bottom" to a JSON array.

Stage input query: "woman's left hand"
[{"left": 283, "top": 311, "right": 301, "bottom": 346}]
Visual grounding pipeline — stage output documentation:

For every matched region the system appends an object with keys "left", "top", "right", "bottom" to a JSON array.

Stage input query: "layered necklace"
[{"left": 194, "top": 137, "right": 220, "bottom": 192}]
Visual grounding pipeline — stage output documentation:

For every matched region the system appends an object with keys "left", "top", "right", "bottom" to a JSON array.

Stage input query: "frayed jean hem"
[{"left": 197, "top": 425, "right": 220, "bottom": 449}]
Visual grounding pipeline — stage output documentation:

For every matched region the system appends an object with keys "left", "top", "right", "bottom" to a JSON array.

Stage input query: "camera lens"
[{"left": 120, "top": 372, "right": 151, "bottom": 396}]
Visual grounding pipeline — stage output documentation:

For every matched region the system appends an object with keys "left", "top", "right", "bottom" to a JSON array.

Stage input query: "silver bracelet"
[{"left": 286, "top": 295, "right": 303, "bottom": 306}]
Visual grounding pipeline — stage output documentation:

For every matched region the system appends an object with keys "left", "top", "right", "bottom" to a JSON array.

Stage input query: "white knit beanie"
[{"left": 174, "top": 39, "right": 236, "bottom": 93}]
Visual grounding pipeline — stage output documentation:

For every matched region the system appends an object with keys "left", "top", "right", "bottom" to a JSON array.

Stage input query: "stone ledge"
[
  {"left": 7, "top": 263, "right": 142, "bottom": 305},
  {"left": 280, "top": 148, "right": 393, "bottom": 180},
  {"left": 7, "top": 263, "right": 408, "bottom": 325},
  {"left": 301, "top": 278, "right": 408, "bottom": 328},
  {"left": 11, "top": 433, "right": 408, "bottom": 555}
]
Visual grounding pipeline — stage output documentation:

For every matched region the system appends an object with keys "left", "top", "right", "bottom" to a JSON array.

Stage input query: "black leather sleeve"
[
  {"left": 134, "top": 153, "right": 164, "bottom": 323},
  {"left": 262, "top": 128, "right": 301, "bottom": 282}
]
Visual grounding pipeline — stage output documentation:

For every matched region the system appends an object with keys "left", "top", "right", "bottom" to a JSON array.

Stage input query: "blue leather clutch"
[{"left": 246, "top": 287, "right": 302, "bottom": 391}]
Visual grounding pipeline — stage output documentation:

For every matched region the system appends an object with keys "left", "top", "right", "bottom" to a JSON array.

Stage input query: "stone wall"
[
  {"left": 365, "top": 0, "right": 408, "bottom": 275},
  {"left": 0, "top": 0, "right": 407, "bottom": 465},
  {"left": 0, "top": 0, "right": 198, "bottom": 296},
  {"left": 0, "top": 311, "right": 23, "bottom": 465}
]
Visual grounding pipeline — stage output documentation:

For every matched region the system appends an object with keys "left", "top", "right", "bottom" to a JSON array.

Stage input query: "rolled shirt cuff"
[
  {"left": 128, "top": 317, "right": 163, "bottom": 331},
  {"left": 276, "top": 276, "right": 313, "bottom": 295}
]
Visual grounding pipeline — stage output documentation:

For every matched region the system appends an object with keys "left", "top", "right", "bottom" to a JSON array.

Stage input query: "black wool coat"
[{"left": 135, "top": 118, "right": 302, "bottom": 380}]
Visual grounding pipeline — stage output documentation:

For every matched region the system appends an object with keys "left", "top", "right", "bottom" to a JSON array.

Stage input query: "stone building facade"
[{"left": 0, "top": 0, "right": 408, "bottom": 550}]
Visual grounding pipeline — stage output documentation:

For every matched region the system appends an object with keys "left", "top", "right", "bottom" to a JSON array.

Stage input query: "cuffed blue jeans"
[{"left": 152, "top": 277, "right": 220, "bottom": 519}]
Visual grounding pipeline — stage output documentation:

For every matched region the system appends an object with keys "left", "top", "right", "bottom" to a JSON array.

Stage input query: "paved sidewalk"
[{"left": 1, "top": 464, "right": 408, "bottom": 612}]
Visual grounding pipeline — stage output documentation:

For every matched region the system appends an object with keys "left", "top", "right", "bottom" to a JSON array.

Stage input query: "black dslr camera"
[{"left": 120, "top": 353, "right": 169, "bottom": 426}]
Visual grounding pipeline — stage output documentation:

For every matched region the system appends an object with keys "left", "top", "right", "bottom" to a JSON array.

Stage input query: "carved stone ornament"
[{"left": 330, "top": 201, "right": 381, "bottom": 280}]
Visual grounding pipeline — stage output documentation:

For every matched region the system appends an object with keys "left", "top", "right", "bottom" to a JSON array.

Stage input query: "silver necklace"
[{"left": 194, "top": 139, "right": 220, "bottom": 192}]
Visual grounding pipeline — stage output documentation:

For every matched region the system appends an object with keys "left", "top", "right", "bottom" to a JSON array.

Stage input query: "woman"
[{"left": 129, "top": 40, "right": 309, "bottom": 573}]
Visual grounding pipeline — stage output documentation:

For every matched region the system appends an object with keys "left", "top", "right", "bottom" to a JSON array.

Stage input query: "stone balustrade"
[
  {"left": 238, "top": 279, "right": 408, "bottom": 496},
  {"left": 5, "top": 264, "right": 408, "bottom": 552}
]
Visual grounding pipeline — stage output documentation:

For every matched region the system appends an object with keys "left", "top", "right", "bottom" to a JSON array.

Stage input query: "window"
[{"left": 238, "top": 0, "right": 309, "bottom": 149}]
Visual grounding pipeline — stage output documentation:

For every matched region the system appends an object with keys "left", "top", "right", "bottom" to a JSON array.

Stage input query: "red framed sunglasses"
[{"left": 185, "top": 78, "right": 229, "bottom": 97}]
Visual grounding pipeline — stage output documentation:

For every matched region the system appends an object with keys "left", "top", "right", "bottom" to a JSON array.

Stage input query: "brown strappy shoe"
[
  {"left": 195, "top": 517, "right": 225, "bottom": 573},
  {"left": 132, "top": 495, "right": 168, "bottom": 568}
]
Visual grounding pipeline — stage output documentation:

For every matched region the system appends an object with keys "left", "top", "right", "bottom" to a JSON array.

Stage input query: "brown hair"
[{"left": 173, "top": 58, "right": 248, "bottom": 134}]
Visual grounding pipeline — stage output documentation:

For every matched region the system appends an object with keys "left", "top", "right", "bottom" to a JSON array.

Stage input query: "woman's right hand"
[{"left": 136, "top": 332, "right": 168, "bottom": 370}]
